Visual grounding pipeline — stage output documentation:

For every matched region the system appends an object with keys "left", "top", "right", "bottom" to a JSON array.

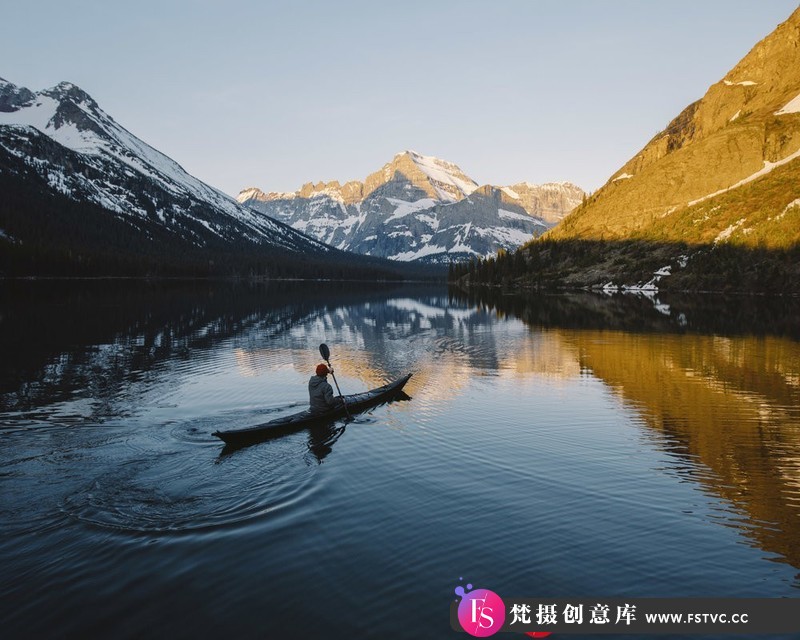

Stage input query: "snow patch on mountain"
[
  {"left": 724, "top": 80, "right": 757, "bottom": 86},
  {"left": 385, "top": 197, "right": 439, "bottom": 222},
  {"left": 388, "top": 244, "right": 449, "bottom": 261},
  {"left": 775, "top": 91, "right": 800, "bottom": 115},
  {"left": 776, "top": 198, "right": 800, "bottom": 220},
  {"left": 403, "top": 150, "right": 478, "bottom": 201},
  {"left": 688, "top": 147, "right": 800, "bottom": 207},
  {"left": 715, "top": 218, "right": 747, "bottom": 244}
]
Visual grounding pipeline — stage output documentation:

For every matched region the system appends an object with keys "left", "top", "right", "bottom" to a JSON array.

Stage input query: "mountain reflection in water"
[
  {"left": 1, "top": 280, "right": 799, "bottom": 639},
  {"left": 456, "top": 287, "right": 800, "bottom": 576}
]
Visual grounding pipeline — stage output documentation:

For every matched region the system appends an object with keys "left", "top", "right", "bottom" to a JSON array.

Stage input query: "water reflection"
[
  {"left": 2, "top": 280, "right": 800, "bottom": 638},
  {"left": 460, "top": 287, "right": 800, "bottom": 574},
  {"left": 303, "top": 388, "right": 412, "bottom": 463},
  {"left": 306, "top": 422, "right": 347, "bottom": 463},
  {"left": 453, "top": 287, "right": 800, "bottom": 338},
  {"left": 0, "top": 281, "right": 440, "bottom": 418}
]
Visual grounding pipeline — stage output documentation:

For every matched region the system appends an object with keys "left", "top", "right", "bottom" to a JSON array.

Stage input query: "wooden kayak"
[{"left": 212, "top": 373, "right": 412, "bottom": 446}]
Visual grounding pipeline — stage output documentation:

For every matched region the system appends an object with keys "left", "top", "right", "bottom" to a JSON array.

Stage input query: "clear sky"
[{"left": 2, "top": 1, "right": 798, "bottom": 196}]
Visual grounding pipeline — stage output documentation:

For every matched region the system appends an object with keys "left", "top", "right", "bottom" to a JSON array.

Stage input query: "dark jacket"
[{"left": 308, "top": 374, "right": 342, "bottom": 413}]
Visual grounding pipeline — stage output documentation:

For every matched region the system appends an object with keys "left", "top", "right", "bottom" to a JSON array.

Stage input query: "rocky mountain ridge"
[
  {"left": 0, "top": 78, "right": 417, "bottom": 278},
  {"left": 239, "top": 150, "right": 584, "bottom": 263},
  {"left": 549, "top": 6, "right": 800, "bottom": 251},
  {"left": 459, "top": 7, "right": 800, "bottom": 293}
]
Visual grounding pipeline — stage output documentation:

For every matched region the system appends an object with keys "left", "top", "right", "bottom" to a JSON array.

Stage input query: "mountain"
[
  {"left": 238, "top": 150, "right": 584, "bottom": 263},
  {"left": 0, "top": 78, "right": 417, "bottom": 279},
  {"left": 550, "top": 7, "right": 800, "bottom": 250},
  {"left": 459, "top": 7, "right": 800, "bottom": 293}
]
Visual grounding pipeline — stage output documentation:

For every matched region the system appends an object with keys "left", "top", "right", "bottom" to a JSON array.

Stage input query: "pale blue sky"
[{"left": 2, "top": 1, "right": 798, "bottom": 196}]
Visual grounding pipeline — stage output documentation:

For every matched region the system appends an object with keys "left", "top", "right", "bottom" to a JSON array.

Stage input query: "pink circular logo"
[{"left": 457, "top": 588, "right": 506, "bottom": 637}]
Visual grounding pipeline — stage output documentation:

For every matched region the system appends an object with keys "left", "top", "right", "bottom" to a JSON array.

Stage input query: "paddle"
[{"left": 319, "top": 343, "right": 351, "bottom": 419}]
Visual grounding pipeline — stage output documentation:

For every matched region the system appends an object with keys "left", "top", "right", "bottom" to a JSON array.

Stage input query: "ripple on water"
[
  {"left": 59, "top": 423, "right": 325, "bottom": 535},
  {"left": 162, "top": 403, "right": 305, "bottom": 446}
]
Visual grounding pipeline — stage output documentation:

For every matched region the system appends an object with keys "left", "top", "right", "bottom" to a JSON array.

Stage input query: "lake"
[{"left": 1, "top": 281, "right": 799, "bottom": 639}]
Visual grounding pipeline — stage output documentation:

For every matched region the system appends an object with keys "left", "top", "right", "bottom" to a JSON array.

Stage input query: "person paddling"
[{"left": 308, "top": 364, "right": 344, "bottom": 414}]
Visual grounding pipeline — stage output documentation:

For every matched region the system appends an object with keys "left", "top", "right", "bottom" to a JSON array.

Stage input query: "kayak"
[{"left": 212, "top": 373, "right": 412, "bottom": 447}]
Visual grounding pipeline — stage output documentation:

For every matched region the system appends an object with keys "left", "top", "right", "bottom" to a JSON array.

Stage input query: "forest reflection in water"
[
  {"left": 2, "top": 280, "right": 800, "bottom": 639},
  {"left": 455, "top": 286, "right": 800, "bottom": 577}
]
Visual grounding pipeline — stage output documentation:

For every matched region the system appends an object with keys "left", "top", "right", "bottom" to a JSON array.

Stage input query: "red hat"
[{"left": 315, "top": 364, "right": 329, "bottom": 376}]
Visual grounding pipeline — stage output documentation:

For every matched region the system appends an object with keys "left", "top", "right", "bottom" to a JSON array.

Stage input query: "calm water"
[{"left": 1, "top": 281, "right": 799, "bottom": 639}]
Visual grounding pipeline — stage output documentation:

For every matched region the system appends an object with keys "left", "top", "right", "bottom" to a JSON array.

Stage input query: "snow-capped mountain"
[
  {"left": 0, "top": 77, "right": 335, "bottom": 260},
  {"left": 238, "top": 150, "right": 584, "bottom": 263}
]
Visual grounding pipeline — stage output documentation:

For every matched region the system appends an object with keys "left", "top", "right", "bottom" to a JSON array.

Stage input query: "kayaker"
[{"left": 309, "top": 364, "right": 344, "bottom": 414}]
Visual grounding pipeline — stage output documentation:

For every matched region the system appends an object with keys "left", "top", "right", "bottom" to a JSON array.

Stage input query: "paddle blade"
[{"left": 319, "top": 343, "right": 330, "bottom": 361}]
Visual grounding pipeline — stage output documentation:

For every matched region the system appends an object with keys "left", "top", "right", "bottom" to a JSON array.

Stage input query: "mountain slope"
[
  {"left": 0, "top": 78, "right": 332, "bottom": 253},
  {"left": 239, "top": 150, "right": 584, "bottom": 263},
  {"left": 0, "top": 78, "right": 423, "bottom": 278},
  {"left": 455, "top": 7, "right": 800, "bottom": 292},
  {"left": 549, "top": 7, "right": 800, "bottom": 250}
]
